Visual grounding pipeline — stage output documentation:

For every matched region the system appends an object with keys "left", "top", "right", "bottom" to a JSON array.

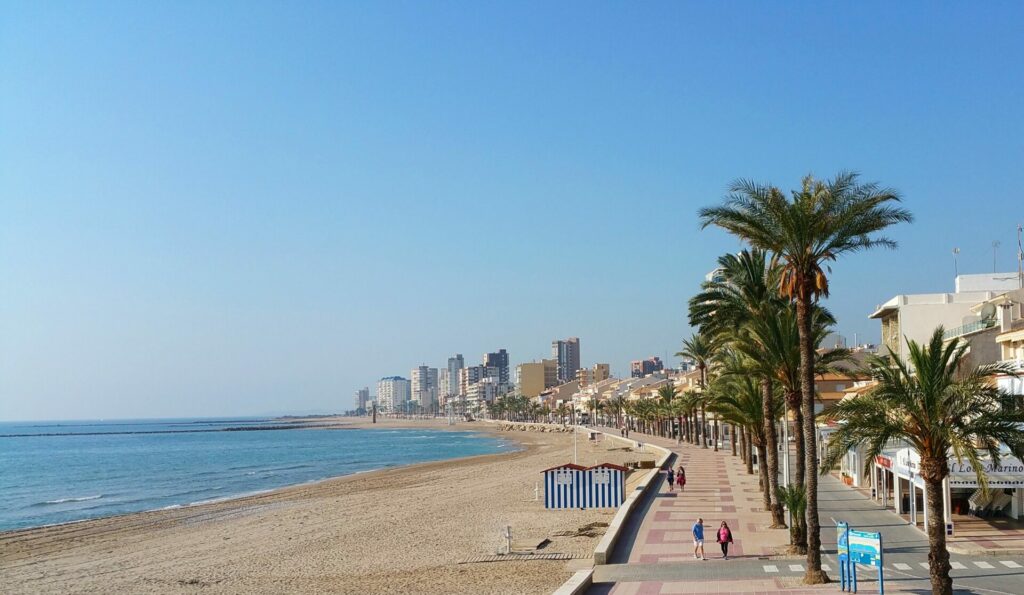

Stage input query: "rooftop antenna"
[
  {"left": 952, "top": 247, "right": 960, "bottom": 278},
  {"left": 993, "top": 240, "right": 1001, "bottom": 273}
]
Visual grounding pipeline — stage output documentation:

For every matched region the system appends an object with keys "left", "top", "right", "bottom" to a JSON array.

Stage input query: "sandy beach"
[{"left": 1, "top": 419, "right": 651, "bottom": 594}]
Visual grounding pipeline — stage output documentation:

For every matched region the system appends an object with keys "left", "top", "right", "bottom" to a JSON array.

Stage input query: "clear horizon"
[{"left": 2, "top": 2, "right": 1023, "bottom": 421}]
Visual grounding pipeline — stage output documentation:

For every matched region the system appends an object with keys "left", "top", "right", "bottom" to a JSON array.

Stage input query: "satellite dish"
[{"left": 981, "top": 303, "right": 997, "bottom": 321}]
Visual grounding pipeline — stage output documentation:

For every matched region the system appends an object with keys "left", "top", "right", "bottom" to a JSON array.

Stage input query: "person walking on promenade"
[
  {"left": 692, "top": 518, "right": 706, "bottom": 560},
  {"left": 666, "top": 468, "right": 675, "bottom": 492},
  {"left": 677, "top": 466, "right": 686, "bottom": 492},
  {"left": 716, "top": 521, "right": 734, "bottom": 560}
]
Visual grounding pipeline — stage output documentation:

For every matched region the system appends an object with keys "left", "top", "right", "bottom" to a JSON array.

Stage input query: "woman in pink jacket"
[{"left": 716, "top": 521, "right": 734, "bottom": 560}]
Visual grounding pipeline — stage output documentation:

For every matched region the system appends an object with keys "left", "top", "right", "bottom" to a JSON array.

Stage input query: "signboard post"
[
  {"left": 836, "top": 522, "right": 885, "bottom": 594},
  {"left": 837, "top": 521, "right": 851, "bottom": 592}
]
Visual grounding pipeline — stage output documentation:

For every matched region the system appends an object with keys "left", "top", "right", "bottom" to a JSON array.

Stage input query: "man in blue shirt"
[{"left": 692, "top": 517, "right": 706, "bottom": 560}]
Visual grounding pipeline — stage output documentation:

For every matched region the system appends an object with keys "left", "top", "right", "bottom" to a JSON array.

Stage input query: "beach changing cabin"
[{"left": 542, "top": 463, "right": 627, "bottom": 510}]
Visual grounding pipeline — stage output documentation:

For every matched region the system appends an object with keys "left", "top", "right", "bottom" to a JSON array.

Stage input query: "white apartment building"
[
  {"left": 466, "top": 376, "right": 502, "bottom": 407},
  {"left": 410, "top": 366, "right": 438, "bottom": 410},
  {"left": 869, "top": 276, "right": 1017, "bottom": 362},
  {"left": 377, "top": 376, "right": 410, "bottom": 412},
  {"left": 446, "top": 354, "right": 464, "bottom": 400}
]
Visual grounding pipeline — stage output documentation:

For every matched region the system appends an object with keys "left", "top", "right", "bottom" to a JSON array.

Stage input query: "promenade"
[{"left": 586, "top": 427, "right": 1024, "bottom": 595}]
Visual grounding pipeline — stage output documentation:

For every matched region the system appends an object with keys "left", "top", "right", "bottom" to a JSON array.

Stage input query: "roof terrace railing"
[{"left": 942, "top": 319, "right": 996, "bottom": 340}]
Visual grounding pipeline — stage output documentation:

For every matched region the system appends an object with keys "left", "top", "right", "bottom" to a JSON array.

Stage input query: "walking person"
[
  {"left": 717, "top": 521, "right": 734, "bottom": 559},
  {"left": 692, "top": 517, "right": 706, "bottom": 560},
  {"left": 666, "top": 468, "right": 675, "bottom": 492},
  {"left": 677, "top": 466, "right": 686, "bottom": 492}
]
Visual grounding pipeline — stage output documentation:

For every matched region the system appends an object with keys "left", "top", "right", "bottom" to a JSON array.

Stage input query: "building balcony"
[
  {"left": 942, "top": 319, "right": 996, "bottom": 341},
  {"left": 999, "top": 359, "right": 1024, "bottom": 372}
]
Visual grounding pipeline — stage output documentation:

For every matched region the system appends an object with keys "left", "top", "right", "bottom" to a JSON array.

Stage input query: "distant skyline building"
[
  {"left": 410, "top": 365, "right": 438, "bottom": 410},
  {"left": 446, "top": 354, "right": 464, "bottom": 399},
  {"left": 517, "top": 359, "right": 558, "bottom": 398},
  {"left": 376, "top": 376, "right": 410, "bottom": 412},
  {"left": 552, "top": 337, "right": 581, "bottom": 384},
  {"left": 705, "top": 267, "right": 726, "bottom": 284},
  {"left": 576, "top": 363, "right": 610, "bottom": 386},
  {"left": 438, "top": 369, "right": 451, "bottom": 405},
  {"left": 483, "top": 349, "right": 510, "bottom": 384},
  {"left": 630, "top": 356, "right": 664, "bottom": 378},
  {"left": 353, "top": 387, "right": 369, "bottom": 411},
  {"left": 459, "top": 365, "right": 498, "bottom": 397}
]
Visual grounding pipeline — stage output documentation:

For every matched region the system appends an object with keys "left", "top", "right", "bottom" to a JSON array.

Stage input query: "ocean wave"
[{"left": 33, "top": 494, "right": 104, "bottom": 506}]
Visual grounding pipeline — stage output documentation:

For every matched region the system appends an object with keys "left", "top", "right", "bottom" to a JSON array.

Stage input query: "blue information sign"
[{"left": 836, "top": 521, "right": 885, "bottom": 595}]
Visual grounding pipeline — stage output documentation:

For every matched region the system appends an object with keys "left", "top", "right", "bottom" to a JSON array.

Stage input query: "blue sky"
[{"left": 2, "top": 2, "right": 1022, "bottom": 420}]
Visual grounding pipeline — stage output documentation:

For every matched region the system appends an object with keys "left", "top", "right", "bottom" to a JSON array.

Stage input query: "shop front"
[{"left": 870, "top": 446, "right": 1024, "bottom": 534}]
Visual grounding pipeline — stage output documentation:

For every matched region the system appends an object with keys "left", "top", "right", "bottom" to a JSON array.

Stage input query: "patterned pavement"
[{"left": 587, "top": 429, "right": 913, "bottom": 594}]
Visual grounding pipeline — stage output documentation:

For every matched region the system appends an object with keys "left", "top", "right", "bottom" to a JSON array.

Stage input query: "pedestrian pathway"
[{"left": 587, "top": 425, "right": 1024, "bottom": 594}]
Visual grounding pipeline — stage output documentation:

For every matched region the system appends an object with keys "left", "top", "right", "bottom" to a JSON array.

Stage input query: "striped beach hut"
[
  {"left": 587, "top": 463, "right": 627, "bottom": 509},
  {"left": 542, "top": 463, "right": 627, "bottom": 509},
  {"left": 542, "top": 463, "right": 588, "bottom": 509}
]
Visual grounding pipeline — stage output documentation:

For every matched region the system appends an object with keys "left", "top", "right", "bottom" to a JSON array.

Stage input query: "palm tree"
[
  {"left": 690, "top": 249, "right": 787, "bottom": 527},
  {"left": 822, "top": 328, "right": 1024, "bottom": 595},
  {"left": 677, "top": 333, "right": 718, "bottom": 448},
  {"left": 657, "top": 384, "right": 681, "bottom": 439},
  {"left": 700, "top": 172, "right": 912, "bottom": 583},
  {"left": 608, "top": 395, "right": 627, "bottom": 430},
  {"left": 711, "top": 372, "right": 782, "bottom": 512}
]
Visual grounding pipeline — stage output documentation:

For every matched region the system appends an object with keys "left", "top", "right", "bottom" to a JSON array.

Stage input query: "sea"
[{"left": 0, "top": 418, "right": 511, "bottom": 532}]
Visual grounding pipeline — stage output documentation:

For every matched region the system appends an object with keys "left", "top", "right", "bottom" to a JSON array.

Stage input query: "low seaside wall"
[
  {"left": 485, "top": 421, "right": 671, "bottom": 594},
  {"left": 591, "top": 430, "right": 671, "bottom": 565}
]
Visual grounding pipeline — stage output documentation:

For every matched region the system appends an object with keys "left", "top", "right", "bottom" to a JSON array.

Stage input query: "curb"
[{"left": 551, "top": 568, "right": 593, "bottom": 595}]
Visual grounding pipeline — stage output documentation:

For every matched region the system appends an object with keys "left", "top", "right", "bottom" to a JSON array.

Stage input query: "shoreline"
[
  {"left": 0, "top": 419, "right": 516, "bottom": 537},
  {"left": 2, "top": 418, "right": 645, "bottom": 594}
]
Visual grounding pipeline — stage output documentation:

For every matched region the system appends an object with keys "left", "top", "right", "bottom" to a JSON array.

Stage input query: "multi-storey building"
[
  {"left": 376, "top": 376, "right": 410, "bottom": 412},
  {"left": 410, "top": 365, "right": 438, "bottom": 410},
  {"left": 459, "top": 365, "right": 499, "bottom": 398},
  {"left": 466, "top": 376, "right": 503, "bottom": 407},
  {"left": 630, "top": 357, "right": 663, "bottom": 378},
  {"left": 517, "top": 359, "right": 558, "bottom": 398},
  {"left": 552, "top": 337, "right": 580, "bottom": 383},
  {"left": 446, "top": 354, "right": 464, "bottom": 400},
  {"left": 353, "top": 387, "right": 370, "bottom": 411},
  {"left": 483, "top": 349, "right": 510, "bottom": 385},
  {"left": 576, "top": 363, "right": 610, "bottom": 386}
]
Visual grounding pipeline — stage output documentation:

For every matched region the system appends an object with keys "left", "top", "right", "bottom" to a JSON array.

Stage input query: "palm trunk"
[
  {"left": 731, "top": 424, "right": 737, "bottom": 456},
  {"left": 701, "top": 404, "right": 708, "bottom": 448},
  {"left": 761, "top": 379, "right": 786, "bottom": 528},
  {"left": 792, "top": 401, "right": 806, "bottom": 490},
  {"left": 741, "top": 428, "right": 752, "bottom": 474},
  {"left": 796, "top": 292, "right": 827, "bottom": 583},
  {"left": 756, "top": 442, "right": 770, "bottom": 509},
  {"left": 713, "top": 419, "right": 720, "bottom": 452},
  {"left": 923, "top": 471, "right": 953, "bottom": 595}
]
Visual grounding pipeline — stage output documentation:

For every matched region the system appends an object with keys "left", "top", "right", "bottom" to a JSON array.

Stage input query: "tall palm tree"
[
  {"left": 734, "top": 302, "right": 852, "bottom": 548},
  {"left": 690, "top": 249, "right": 786, "bottom": 527},
  {"left": 822, "top": 328, "right": 1024, "bottom": 595},
  {"left": 700, "top": 171, "right": 912, "bottom": 583},
  {"left": 677, "top": 333, "right": 718, "bottom": 448}
]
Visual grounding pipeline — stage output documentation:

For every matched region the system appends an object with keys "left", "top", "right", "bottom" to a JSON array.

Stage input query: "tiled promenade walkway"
[{"left": 587, "top": 429, "right": 901, "bottom": 594}]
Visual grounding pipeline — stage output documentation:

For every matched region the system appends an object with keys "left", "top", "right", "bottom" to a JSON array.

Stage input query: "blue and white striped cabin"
[{"left": 542, "top": 463, "right": 627, "bottom": 509}]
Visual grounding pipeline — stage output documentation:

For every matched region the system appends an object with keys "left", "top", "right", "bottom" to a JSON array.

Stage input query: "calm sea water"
[{"left": 0, "top": 419, "right": 510, "bottom": 531}]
